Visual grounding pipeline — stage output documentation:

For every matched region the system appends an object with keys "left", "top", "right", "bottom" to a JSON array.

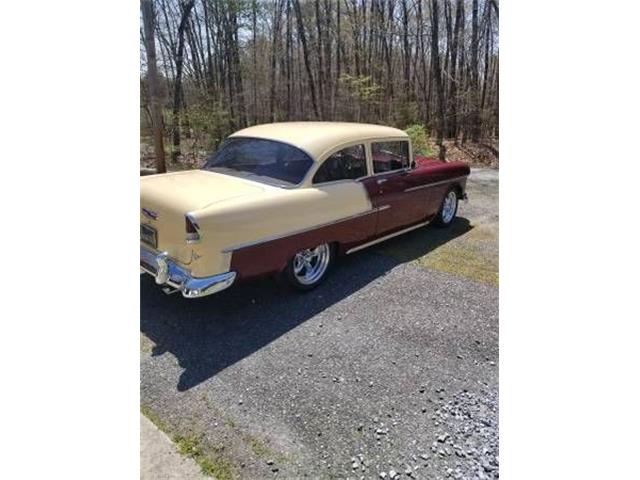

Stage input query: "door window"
[
  {"left": 313, "top": 144, "right": 367, "bottom": 184},
  {"left": 372, "top": 141, "right": 410, "bottom": 174}
]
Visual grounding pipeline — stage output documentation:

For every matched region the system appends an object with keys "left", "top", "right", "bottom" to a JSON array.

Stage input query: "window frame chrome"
[
  {"left": 369, "top": 138, "right": 413, "bottom": 176},
  {"left": 311, "top": 143, "right": 369, "bottom": 185}
]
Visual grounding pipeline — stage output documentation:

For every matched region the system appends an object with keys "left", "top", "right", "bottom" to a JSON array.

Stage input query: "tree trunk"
[
  {"left": 252, "top": 0, "right": 258, "bottom": 124},
  {"left": 334, "top": 0, "right": 341, "bottom": 117},
  {"left": 292, "top": 0, "right": 320, "bottom": 118},
  {"left": 430, "top": 0, "right": 447, "bottom": 161},
  {"left": 470, "top": 0, "right": 480, "bottom": 142},
  {"left": 270, "top": 0, "right": 285, "bottom": 121},
  {"left": 447, "top": 0, "right": 463, "bottom": 140},
  {"left": 314, "top": 0, "right": 325, "bottom": 117},
  {"left": 401, "top": 0, "right": 411, "bottom": 122},
  {"left": 285, "top": 0, "right": 293, "bottom": 119},
  {"left": 141, "top": 0, "right": 166, "bottom": 173},
  {"left": 171, "top": 0, "right": 195, "bottom": 163}
]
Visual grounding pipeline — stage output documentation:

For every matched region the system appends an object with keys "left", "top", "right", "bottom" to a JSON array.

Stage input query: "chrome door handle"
[{"left": 377, "top": 178, "right": 388, "bottom": 185}]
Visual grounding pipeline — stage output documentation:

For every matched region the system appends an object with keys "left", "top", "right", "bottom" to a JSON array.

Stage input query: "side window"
[
  {"left": 313, "top": 144, "right": 367, "bottom": 184},
  {"left": 372, "top": 141, "right": 410, "bottom": 174}
]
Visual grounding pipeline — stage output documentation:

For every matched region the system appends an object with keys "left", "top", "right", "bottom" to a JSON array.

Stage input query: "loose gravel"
[{"left": 140, "top": 169, "right": 499, "bottom": 479}]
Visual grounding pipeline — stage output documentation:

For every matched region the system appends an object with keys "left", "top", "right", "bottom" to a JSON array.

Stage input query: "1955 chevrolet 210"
[{"left": 140, "top": 122, "right": 470, "bottom": 298}]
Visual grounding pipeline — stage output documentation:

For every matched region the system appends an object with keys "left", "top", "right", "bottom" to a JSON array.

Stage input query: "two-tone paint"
[
  {"left": 227, "top": 155, "right": 469, "bottom": 281},
  {"left": 140, "top": 122, "right": 470, "bottom": 295}
]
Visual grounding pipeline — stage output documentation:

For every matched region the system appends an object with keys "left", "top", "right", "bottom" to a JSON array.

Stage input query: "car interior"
[{"left": 313, "top": 148, "right": 367, "bottom": 183}]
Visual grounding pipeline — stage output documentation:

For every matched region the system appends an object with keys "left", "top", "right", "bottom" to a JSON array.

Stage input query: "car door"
[
  {"left": 312, "top": 143, "right": 378, "bottom": 241},
  {"left": 360, "top": 140, "right": 431, "bottom": 236}
]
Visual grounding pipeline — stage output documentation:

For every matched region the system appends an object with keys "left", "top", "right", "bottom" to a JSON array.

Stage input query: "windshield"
[{"left": 203, "top": 137, "right": 314, "bottom": 187}]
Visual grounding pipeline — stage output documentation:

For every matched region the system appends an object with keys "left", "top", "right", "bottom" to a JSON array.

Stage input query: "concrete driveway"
[{"left": 140, "top": 168, "right": 498, "bottom": 479}]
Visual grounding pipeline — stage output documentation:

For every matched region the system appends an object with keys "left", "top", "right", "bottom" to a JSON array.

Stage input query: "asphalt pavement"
[{"left": 140, "top": 168, "right": 499, "bottom": 479}]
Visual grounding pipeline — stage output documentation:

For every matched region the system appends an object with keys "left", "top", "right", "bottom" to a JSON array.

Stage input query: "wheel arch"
[{"left": 452, "top": 182, "right": 465, "bottom": 199}]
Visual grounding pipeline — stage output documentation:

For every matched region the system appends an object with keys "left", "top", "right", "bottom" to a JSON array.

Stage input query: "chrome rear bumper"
[{"left": 140, "top": 246, "right": 236, "bottom": 298}]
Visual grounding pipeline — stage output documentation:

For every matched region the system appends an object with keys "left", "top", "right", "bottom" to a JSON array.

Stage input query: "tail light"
[{"left": 185, "top": 214, "right": 201, "bottom": 243}]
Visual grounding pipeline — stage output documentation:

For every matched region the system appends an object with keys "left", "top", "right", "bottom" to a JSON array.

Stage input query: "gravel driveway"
[{"left": 141, "top": 168, "right": 498, "bottom": 479}]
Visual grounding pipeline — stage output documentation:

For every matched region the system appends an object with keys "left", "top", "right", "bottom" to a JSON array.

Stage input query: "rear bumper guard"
[{"left": 140, "top": 246, "right": 236, "bottom": 298}]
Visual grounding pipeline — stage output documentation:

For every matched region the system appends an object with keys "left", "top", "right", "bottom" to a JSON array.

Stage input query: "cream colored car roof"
[{"left": 229, "top": 122, "right": 408, "bottom": 161}]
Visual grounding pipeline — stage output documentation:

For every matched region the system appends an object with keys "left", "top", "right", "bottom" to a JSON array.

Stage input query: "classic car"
[{"left": 140, "top": 122, "right": 470, "bottom": 298}]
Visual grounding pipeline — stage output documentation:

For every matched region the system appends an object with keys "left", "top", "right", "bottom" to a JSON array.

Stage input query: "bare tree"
[
  {"left": 141, "top": 0, "right": 166, "bottom": 173},
  {"left": 470, "top": 0, "right": 480, "bottom": 142},
  {"left": 292, "top": 0, "right": 320, "bottom": 119},
  {"left": 140, "top": 0, "right": 499, "bottom": 162},
  {"left": 430, "top": 0, "right": 446, "bottom": 160},
  {"left": 170, "top": 0, "right": 195, "bottom": 162}
]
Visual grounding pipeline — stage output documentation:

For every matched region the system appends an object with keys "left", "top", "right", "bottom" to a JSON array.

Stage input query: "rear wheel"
[
  {"left": 283, "top": 243, "right": 334, "bottom": 291},
  {"left": 432, "top": 189, "right": 459, "bottom": 228}
]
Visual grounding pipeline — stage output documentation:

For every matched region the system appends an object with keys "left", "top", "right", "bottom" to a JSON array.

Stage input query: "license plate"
[{"left": 140, "top": 224, "right": 157, "bottom": 248}]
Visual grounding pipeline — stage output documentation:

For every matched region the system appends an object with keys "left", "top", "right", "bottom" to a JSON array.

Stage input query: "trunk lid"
[{"left": 140, "top": 170, "right": 266, "bottom": 264}]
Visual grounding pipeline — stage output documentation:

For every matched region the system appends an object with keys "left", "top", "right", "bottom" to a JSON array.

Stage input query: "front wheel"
[
  {"left": 283, "top": 243, "right": 334, "bottom": 291},
  {"left": 432, "top": 189, "right": 459, "bottom": 228}
]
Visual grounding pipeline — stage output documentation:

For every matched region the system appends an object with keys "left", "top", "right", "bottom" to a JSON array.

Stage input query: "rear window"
[{"left": 203, "top": 138, "right": 313, "bottom": 187}]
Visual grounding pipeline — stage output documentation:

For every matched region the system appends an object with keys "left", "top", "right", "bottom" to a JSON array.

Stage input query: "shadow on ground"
[{"left": 141, "top": 218, "right": 472, "bottom": 391}]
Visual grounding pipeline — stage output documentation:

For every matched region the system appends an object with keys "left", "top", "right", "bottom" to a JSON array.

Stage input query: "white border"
[
  {"left": 1, "top": 1, "right": 139, "bottom": 478},
  {"left": 502, "top": 1, "right": 640, "bottom": 478}
]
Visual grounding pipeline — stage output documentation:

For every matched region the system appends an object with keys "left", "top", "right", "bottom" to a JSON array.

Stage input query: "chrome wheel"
[
  {"left": 292, "top": 244, "right": 331, "bottom": 286},
  {"left": 441, "top": 190, "right": 458, "bottom": 224}
]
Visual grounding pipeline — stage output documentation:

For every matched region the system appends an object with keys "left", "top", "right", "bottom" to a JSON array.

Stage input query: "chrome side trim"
[
  {"left": 311, "top": 176, "right": 369, "bottom": 187},
  {"left": 404, "top": 175, "right": 468, "bottom": 193},
  {"left": 222, "top": 206, "right": 389, "bottom": 253},
  {"left": 368, "top": 165, "right": 414, "bottom": 178},
  {"left": 345, "top": 221, "right": 429, "bottom": 255}
]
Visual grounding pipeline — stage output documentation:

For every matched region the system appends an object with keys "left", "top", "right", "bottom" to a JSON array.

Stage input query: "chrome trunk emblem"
[{"left": 142, "top": 208, "right": 158, "bottom": 220}]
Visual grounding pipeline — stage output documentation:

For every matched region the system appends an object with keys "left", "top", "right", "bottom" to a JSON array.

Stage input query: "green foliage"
[
  {"left": 395, "top": 102, "right": 420, "bottom": 126},
  {"left": 174, "top": 434, "right": 234, "bottom": 479},
  {"left": 185, "top": 99, "right": 231, "bottom": 151},
  {"left": 141, "top": 404, "right": 169, "bottom": 432},
  {"left": 142, "top": 405, "right": 235, "bottom": 479},
  {"left": 405, "top": 124, "right": 435, "bottom": 156},
  {"left": 339, "top": 74, "right": 382, "bottom": 102}
]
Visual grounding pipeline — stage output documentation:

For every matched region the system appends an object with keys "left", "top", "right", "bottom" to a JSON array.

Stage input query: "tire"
[
  {"left": 432, "top": 188, "right": 459, "bottom": 228},
  {"left": 283, "top": 243, "right": 334, "bottom": 291}
]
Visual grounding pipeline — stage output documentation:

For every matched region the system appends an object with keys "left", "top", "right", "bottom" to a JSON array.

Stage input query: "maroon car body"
[
  {"left": 229, "top": 155, "right": 469, "bottom": 282},
  {"left": 141, "top": 122, "right": 470, "bottom": 298}
]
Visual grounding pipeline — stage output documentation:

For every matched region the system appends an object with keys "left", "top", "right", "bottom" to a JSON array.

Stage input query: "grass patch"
[
  {"left": 416, "top": 242, "right": 498, "bottom": 286},
  {"left": 243, "top": 434, "right": 290, "bottom": 464},
  {"left": 246, "top": 436, "right": 270, "bottom": 458},
  {"left": 376, "top": 222, "right": 499, "bottom": 287},
  {"left": 202, "top": 402, "right": 291, "bottom": 465},
  {"left": 174, "top": 435, "right": 234, "bottom": 480},
  {"left": 141, "top": 404, "right": 169, "bottom": 432},
  {"left": 141, "top": 405, "right": 235, "bottom": 479}
]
